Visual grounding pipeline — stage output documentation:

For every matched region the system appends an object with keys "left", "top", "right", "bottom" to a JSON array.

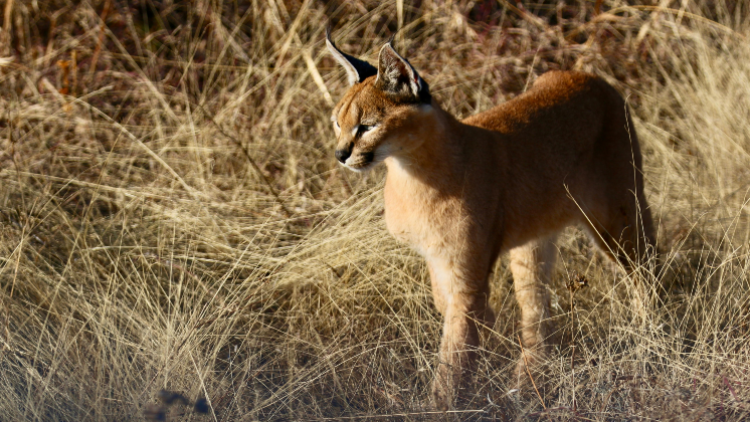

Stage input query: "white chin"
[
  {"left": 342, "top": 162, "right": 374, "bottom": 173},
  {"left": 342, "top": 149, "right": 387, "bottom": 172}
]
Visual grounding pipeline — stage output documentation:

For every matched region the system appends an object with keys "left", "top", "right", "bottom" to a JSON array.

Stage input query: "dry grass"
[{"left": 1, "top": 0, "right": 749, "bottom": 420}]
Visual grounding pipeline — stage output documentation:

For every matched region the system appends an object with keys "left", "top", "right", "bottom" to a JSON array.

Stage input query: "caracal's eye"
[
  {"left": 333, "top": 120, "right": 341, "bottom": 135},
  {"left": 358, "top": 124, "right": 377, "bottom": 135}
]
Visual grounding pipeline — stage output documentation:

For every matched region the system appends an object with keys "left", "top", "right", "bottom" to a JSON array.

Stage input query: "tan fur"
[{"left": 329, "top": 43, "right": 654, "bottom": 409}]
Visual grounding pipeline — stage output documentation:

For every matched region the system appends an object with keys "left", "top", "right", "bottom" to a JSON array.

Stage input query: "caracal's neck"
[{"left": 383, "top": 101, "right": 468, "bottom": 190}]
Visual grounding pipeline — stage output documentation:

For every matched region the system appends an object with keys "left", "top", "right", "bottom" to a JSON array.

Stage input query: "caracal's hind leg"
[
  {"left": 586, "top": 100, "right": 656, "bottom": 272},
  {"left": 429, "top": 256, "right": 494, "bottom": 410},
  {"left": 509, "top": 236, "right": 557, "bottom": 376}
]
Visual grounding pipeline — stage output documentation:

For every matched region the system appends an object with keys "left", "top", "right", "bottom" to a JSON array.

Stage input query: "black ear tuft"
[
  {"left": 374, "top": 41, "right": 431, "bottom": 104},
  {"left": 326, "top": 29, "right": 378, "bottom": 86}
]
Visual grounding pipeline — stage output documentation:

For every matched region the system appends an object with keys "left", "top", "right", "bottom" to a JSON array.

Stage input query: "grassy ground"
[{"left": 1, "top": 0, "right": 749, "bottom": 420}]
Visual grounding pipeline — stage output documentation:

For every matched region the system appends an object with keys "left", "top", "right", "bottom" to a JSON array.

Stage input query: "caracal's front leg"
[
  {"left": 428, "top": 256, "right": 494, "bottom": 410},
  {"left": 509, "top": 236, "right": 557, "bottom": 377}
]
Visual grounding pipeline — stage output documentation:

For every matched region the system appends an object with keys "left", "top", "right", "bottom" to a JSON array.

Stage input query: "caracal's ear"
[
  {"left": 375, "top": 40, "right": 431, "bottom": 104},
  {"left": 326, "top": 28, "right": 378, "bottom": 86}
]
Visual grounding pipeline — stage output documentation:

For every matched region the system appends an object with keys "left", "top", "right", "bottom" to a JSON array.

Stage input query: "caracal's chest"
[{"left": 383, "top": 162, "right": 465, "bottom": 258}]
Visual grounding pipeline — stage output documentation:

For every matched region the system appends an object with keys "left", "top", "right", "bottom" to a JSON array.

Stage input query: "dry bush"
[{"left": 0, "top": 0, "right": 749, "bottom": 420}]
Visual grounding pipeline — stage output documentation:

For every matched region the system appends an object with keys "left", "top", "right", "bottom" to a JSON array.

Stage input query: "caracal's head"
[{"left": 326, "top": 31, "right": 432, "bottom": 172}]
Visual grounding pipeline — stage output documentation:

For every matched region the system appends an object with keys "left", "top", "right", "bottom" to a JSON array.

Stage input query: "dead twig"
[
  {"left": 87, "top": 0, "right": 111, "bottom": 85},
  {"left": 195, "top": 102, "right": 292, "bottom": 218},
  {"left": 518, "top": 334, "right": 546, "bottom": 410}
]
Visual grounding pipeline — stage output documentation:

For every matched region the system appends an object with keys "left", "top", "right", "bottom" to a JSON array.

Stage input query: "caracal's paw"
[
  {"left": 514, "top": 347, "right": 552, "bottom": 391},
  {"left": 431, "top": 364, "right": 477, "bottom": 411}
]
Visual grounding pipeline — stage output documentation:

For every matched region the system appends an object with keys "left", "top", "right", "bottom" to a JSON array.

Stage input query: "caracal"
[{"left": 326, "top": 31, "right": 654, "bottom": 410}]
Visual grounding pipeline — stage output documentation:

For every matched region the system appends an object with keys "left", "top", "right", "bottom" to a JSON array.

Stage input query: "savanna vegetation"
[{"left": 1, "top": 0, "right": 749, "bottom": 420}]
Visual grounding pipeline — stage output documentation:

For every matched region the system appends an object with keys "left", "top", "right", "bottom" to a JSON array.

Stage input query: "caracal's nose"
[{"left": 335, "top": 147, "right": 351, "bottom": 164}]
